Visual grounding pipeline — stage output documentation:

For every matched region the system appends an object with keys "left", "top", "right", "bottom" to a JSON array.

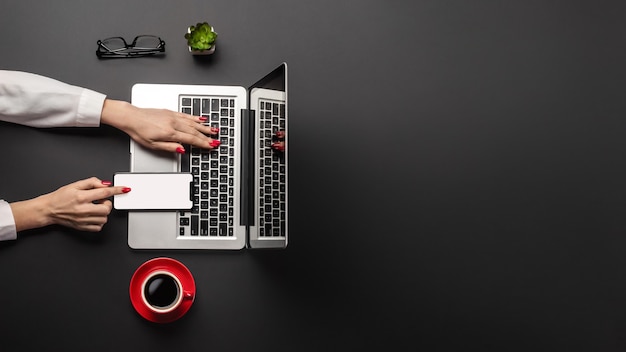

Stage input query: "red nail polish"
[
  {"left": 101, "top": 180, "right": 112, "bottom": 186},
  {"left": 176, "top": 146, "right": 186, "bottom": 154},
  {"left": 122, "top": 187, "right": 131, "bottom": 193},
  {"left": 212, "top": 127, "right": 220, "bottom": 132},
  {"left": 210, "top": 140, "right": 221, "bottom": 148},
  {"left": 199, "top": 116, "right": 208, "bottom": 121}
]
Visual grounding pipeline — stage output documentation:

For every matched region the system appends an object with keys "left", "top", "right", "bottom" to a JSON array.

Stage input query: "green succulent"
[{"left": 185, "top": 22, "right": 217, "bottom": 51}]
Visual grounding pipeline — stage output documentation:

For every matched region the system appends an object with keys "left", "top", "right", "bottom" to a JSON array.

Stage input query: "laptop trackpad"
[{"left": 113, "top": 173, "right": 193, "bottom": 210}]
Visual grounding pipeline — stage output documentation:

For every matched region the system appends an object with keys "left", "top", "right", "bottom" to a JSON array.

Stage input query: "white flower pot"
[{"left": 188, "top": 44, "right": 215, "bottom": 55}]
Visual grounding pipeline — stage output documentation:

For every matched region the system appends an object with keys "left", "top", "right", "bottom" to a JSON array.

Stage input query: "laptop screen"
[{"left": 247, "top": 63, "right": 288, "bottom": 247}]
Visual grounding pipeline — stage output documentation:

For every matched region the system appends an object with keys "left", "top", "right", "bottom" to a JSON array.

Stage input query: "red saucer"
[{"left": 129, "top": 257, "right": 196, "bottom": 323}]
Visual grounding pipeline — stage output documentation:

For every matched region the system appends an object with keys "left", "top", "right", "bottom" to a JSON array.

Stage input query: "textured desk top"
[{"left": 1, "top": 1, "right": 626, "bottom": 351}]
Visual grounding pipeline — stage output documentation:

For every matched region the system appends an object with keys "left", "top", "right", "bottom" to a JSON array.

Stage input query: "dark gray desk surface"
[{"left": 2, "top": 0, "right": 626, "bottom": 351}]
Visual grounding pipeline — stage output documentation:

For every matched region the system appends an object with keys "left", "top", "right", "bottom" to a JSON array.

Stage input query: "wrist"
[
  {"left": 101, "top": 99, "right": 133, "bottom": 130},
  {"left": 10, "top": 196, "right": 53, "bottom": 232}
]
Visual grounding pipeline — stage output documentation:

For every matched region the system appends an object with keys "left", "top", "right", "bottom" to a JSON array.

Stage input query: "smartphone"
[{"left": 113, "top": 173, "right": 193, "bottom": 210}]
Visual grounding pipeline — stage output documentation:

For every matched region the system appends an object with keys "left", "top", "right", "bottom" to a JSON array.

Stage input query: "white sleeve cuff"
[
  {"left": 0, "top": 200, "right": 17, "bottom": 241},
  {"left": 76, "top": 88, "right": 106, "bottom": 127}
]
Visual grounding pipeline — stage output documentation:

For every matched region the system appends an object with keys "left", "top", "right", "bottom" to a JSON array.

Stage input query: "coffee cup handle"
[{"left": 183, "top": 290, "right": 194, "bottom": 300}]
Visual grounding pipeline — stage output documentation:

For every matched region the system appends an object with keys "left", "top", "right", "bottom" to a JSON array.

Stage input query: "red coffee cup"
[{"left": 130, "top": 257, "right": 195, "bottom": 323}]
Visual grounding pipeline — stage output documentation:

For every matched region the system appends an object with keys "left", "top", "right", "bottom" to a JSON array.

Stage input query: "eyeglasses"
[{"left": 96, "top": 35, "right": 165, "bottom": 58}]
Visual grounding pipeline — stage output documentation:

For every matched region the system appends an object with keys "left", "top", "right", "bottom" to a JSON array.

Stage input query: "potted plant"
[{"left": 185, "top": 22, "right": 217, "bottom": 55}]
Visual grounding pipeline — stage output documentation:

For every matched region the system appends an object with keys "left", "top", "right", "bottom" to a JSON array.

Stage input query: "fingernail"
[
  {"left": 211, "top": 127, "right": 220, "bottom": 133},
  {"left": 176, "top": 146, "right": 186, "bottom": 154},
  {"left": 122, "top": 187, "right": 131, "bottom": 193},
  {"left": 101, "top": 180, "right": 112, "bottom": 186},
  {"left": 199, "top": 116, "right": 208, "bottom": 122},
  {"left": 209, "top": 140, "right": 221, "bottom": 148},
  {"left": 276, "top": 131, "right": 284, "bottom": 138}
]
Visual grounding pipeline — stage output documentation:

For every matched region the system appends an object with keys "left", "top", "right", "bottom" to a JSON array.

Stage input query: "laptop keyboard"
[
  {"left": 175, "top": 95, "right": 285, "bottom": 239},
  {"left": 178, "top": 96, "right": 236, "bottom": 237},
  {"left": 258, "top": 99, "right": 286, "bottom": 237}
]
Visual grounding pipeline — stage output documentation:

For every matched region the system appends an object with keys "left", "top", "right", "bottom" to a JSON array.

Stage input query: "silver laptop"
[{"left": 126, "top": 63, "right": 288, "bottom": 250}]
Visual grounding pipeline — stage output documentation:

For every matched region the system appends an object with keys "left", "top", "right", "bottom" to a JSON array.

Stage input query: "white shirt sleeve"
[
  {"left": 0, "top": 200, "right": 17, "bottom": 241},
  {"left": 0, "top": 71, "right": 107, "bottom": 240},
  {"left": 0, "top": 70, "right": 106, "bottom": 128}
]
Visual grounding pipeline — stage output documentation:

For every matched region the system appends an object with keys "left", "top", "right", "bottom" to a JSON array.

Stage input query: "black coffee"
[{"left": 144, "top": 274, "right": 179, "bottom": 309}]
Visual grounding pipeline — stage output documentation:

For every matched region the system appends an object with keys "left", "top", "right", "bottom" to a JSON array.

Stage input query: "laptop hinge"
[{"left": 240, "top": 108, "right": 254, "bottom": 227}]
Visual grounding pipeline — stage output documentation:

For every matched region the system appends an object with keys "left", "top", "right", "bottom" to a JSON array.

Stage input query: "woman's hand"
[
  {"left": 10, "top": 177, "right": 129, "bottom": 232},
  {"left": 100, "top": 99, "right": 220, "bottom": 153}
]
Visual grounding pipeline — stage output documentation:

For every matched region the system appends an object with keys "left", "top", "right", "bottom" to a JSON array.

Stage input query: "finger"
[
  {"left": 84, "top": 186, "right": 130, "bottom": 203},
  {"left": 271, "top": 141, "right": 285, "bottom": 152},
  {"left": 68, "top": 223, "right": 105, "bottom": 232},
  {"left": 178, "top": 111, "right": 208, "bottom": 123},
  {"left": 180, "top": 120, "right": 218, "bottom": 137},
  {"left": 176, "top": 132, "right": 222, "bottom": 150},
  {"left": 84, "top": 225, "right": 106, "bottom": 232},
  {"left": 275, "top": 130, "right": 285, "bottom": 139},
  {"left": 79, "top": 215, "right": 110, "bottom": 226},
  {"left": 164, "top": 121, "right": 214, "bottom": 146},
  {"left": 177, "top": 113, "right": 219, "bottom": 136},
  {"left": 76, "top": 219, "right": 109, "bottom": 232},
  {"left": 72, "top": 177, "right": 119, "bottom": 191},
  {"left": 145, "top": 118, "right": 218, "bottom": 152},
  {"left": 157, "top": 127, "right": 221, "bottom": 151},
  {"left": 72, "top": 177, "right": 107, "bottom": 190},
  {"left": 58, "top": 212, "right": 110, "bottom": 232},
  {"left": 76, "top": 201, "right": 113, "bottom": 217},
  {"left": 91, "top": 199, "right": 113, "bottom": 212},
  {"left": 151, "top": 141, "right": 189, "bottom": 154}
]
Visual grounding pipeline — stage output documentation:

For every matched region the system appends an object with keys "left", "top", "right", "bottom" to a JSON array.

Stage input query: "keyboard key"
[
  {"left": 201, "top": 220, "right": 208, "bottom": 236},
  {"left": 193, "top": 99, "right": 201, "bottom": 116},
  {"left": 202, "top": 99, "right": 210, "bottom": 114},
  {"left": 191, "top": 216, "right": 199, "bottom": 236}
]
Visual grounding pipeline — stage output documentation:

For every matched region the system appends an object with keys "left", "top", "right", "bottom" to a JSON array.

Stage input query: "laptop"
[{"left": 124, "top": 63, "right": 288, "bottom": 250}]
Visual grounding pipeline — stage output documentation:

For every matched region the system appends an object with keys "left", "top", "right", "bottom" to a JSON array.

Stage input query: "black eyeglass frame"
[{"left": 96, "top": 35, "right": 166, "bottom": 58}]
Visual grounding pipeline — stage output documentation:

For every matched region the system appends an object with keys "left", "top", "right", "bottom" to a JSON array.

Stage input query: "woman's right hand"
[
  {"left": 100, "top": 100, "right": 220, "bottom": 154},
  {"left": 10, "top": 177, "right": 130, "bottom": 233}
]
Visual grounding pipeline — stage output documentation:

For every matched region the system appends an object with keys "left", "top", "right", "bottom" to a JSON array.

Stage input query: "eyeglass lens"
[
  {"left": 100, "top": 37, "right": 128, "bottom": 51},
  {"left": 132, "top": 36, "right": 162, "bottom": 49}
]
